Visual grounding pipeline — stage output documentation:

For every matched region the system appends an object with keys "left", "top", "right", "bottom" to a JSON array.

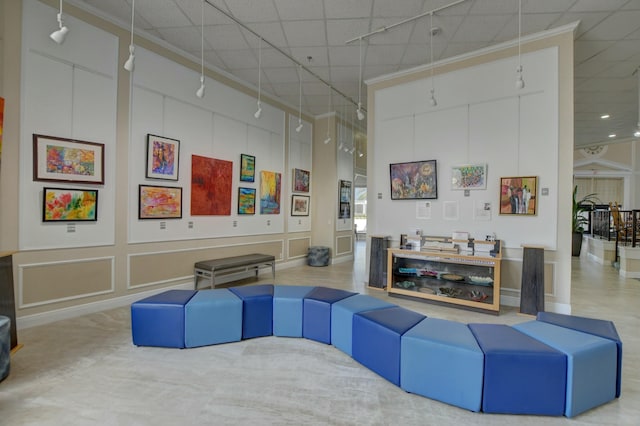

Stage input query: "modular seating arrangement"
[{"left": 131, "top": 285, "right": 622, "bottom": 417}]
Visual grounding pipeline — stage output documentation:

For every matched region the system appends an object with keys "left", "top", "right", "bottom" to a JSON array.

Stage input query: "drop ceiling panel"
[
  {"left": 274, "top": 0, "right": 325, "bottom": 21},
  {"left": 326, "top": 19, "right": 372, "bottom": 46},
  {"left": 450, "top": 15, "right": 511, "bottom": 42},
  {"left": 134, "top": 0, "right": 192, "bottom": 28},
  {"left": 281, "top": 20, "right": 328, "bottom": 47},
  {"left": 324, "top": 0, "right": 374, "bottom": 19},
  {"left": 224, "top": 0, "right": 280, "bottom": 23}
]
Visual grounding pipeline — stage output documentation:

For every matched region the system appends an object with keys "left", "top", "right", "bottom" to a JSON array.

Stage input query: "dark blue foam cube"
[
  {"left": 302, "top": 287, "right": 356, "bottom": 344},
  {"left": 229, "top": 284, "right": 274, "bottom": 339}
]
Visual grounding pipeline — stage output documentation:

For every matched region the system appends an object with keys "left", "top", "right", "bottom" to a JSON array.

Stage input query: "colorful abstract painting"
[
  {"left": 146, "top": 134, "right": 180, "bottom": 180},
  {"left": 191, "top": 155, "right": 233, "bottom": 215},
  {"left": 240, "top": 154, "right": 255, "bottom": 182},
  {"left": 33, "top": 134, "right": 104, "bottom": 184},
  {"left": 451, "top": 164, "right": 487, "bottom": 190},
  {"left": 499, "top": 176, "right": 537, "bottom": 215},
  {"left": 238, "top": 187, "right": 256, "bottom": 215},
  {"left": 389, "top": 160, "right": 437, "bottom": 200},
  {"left": 43, "top": 187, "right": 98, "bottom": 222},
  {"left": 260, "top": 170, "right": 281, "bottom": 214},
  {"left": 293, "top": 168, "right": 310, "bottom": 192},
  {"left": 138, "top": 185, "right": 182, "bottom": 219}
]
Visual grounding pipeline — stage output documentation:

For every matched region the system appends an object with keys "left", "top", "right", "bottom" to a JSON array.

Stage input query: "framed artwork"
[
  {"left": 33, "top": 134, "right": 105, "bottom": 184},
  {"left": 499, "top": 176, "right": 537, "bottom": 215},
  {"left": 293, "top": 168, "right": 310, "bottom": 192},
  {"left": 238, "top": 187, "right": 256, "bottom": 215},
  {"left": 138, "top": 185, "right": 182, "bottom": 219},
  {"left": 389, "top": 160, "right": 437, "bottom": 200},
  {"left": 291, "top": 195, "right": 310, "bottom": 216},
  {"left": 451, "top": 164, "right": 487, "bottom": 190},
  {"left": 146, "top": 134, "right": 180, "bottom": 180},
  {"left": 42, "top": 187, "right": 98, "bottom": 222},
  {"left": 260, "top": 170, "right": 282, "bottom": 214},
  {"left": 339, "top": 202, "right": 351, "bottom": 219},
  {"left": 191, "top": 155, "right": 233, "bottom": 216},
  {"left": 240, "top": 154, "right": 255, "bottom": 182},
  {"left": 0, "top": 96, "right": 4, "bottom": 164},
  {"left": 339, "top": 180, "right": 352, "bottom": 219}
]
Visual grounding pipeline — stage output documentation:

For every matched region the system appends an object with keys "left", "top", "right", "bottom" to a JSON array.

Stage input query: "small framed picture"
[
  {"left": 291, "top": 194, "right": 310, "bottom": 216},
  {"left": 451, "top": 164, "right": 487, "bottom": 190},
  {"left": 238, "top": 187, "right": 256, "bottom": 215},
  {"left": 42, "top": 187, "right": 98, "bottom": 222},
  {"left": 33, "top": 134, "right": 105, "bottom": 184},
  {"left": 146, "top": 134, "right": 180, "bottom": 181},
  {"left": 139, "top": 185, "right": 182, "bottom": 219},
  {"left": 499, "top": 176, "right": 537, "bottom": 215},
  {"left": 240, "top": 154, "right": 256, "bottom": 182},
  {"left": 293, "top": 168, "right": 310, "bottom": 192}
]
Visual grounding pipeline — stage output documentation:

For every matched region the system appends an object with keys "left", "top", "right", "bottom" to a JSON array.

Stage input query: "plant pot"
[{"left": 572, "top": 232, "right": 584, "bottom": 257}]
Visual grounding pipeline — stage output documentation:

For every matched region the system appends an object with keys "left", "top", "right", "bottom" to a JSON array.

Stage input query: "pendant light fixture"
[
  {"left": 196, "top": 0, "right": 206, "bottom": 98},
  {"left": 50, "top": 0, "right": 69, "bottom": 44},
  {"left": 356, "top": 38, "right": 365, "bottom": 121},
  {"left": 429, "top": 12, "right": 437, "bottom": 107},
  {"left": 349, "top": 112, "right": 356, "bottom": 154},
  {"left": 337, "top": 108, "right": 344, "bottom": 151},
  {"left": 254, "top": 37, "right": 262, "bottom": 118},
  {"left": 123, "top": 0, "right": 136, "bottom": 72},
  {"left": 324, "top": 85, "right": 332, "bottom": 144},
  {"left": 295, "top": 65, "right": 303, "bottom": 133},
  {"left": 515, "top": 0, "right": 525, "bottom": 89}
]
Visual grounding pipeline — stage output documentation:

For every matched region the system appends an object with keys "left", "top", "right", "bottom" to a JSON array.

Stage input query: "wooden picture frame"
[
  {"left": 389, "top": 160, "right": 437, "bottom": 200},
  {"left": 451, "top": 163, "right": 487, "bottom": 190},
  {"left": 138, "top": 185, "right": 182, "bottom": 219},
  {"left": 33, "top": 134, "right": 105, "bottom": 184},
  {"left": 146, "top": 134, "right": 180, "bottom": 181},
  {"left": 240, "top": 154, "right": 256, "bottom": 182},
  {"left": 42, "top": 187, "right": 98, "bottom": 222},
  {"left": 293, "top": 168, "right": 310, "bottom": 192},
  {"left": 238, "top": 187, "right": 256, "bottom": 215},
  {"left": 291, "top": 194, "right": 310, "bottom": 216},
  {"left": 499, "top": 176, "right": 537, "bottom": 215}
]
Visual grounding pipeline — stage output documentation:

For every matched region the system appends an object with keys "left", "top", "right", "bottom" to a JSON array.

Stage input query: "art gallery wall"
[
  {"left": 336, "top": 119, "right": 355, "bottom": 232},
  {"left": 288, "top": 115, "right": 312, "bottom": 233}
]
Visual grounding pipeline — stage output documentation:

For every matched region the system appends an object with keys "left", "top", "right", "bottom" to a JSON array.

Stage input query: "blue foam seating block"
[
  {"left": 536, "top": 311, "right": 623, "bottom": 398},
  {"left": 468, "top": 323, "right": 567, "bottom": 415},
  {"left": 401, "top": 318, "right": 484, "bottom": 412},
  {"left": 0, "top": 316, "right": 10, "bottom": 382},
  {"left": 352, "top": 306, "right": 426, "bottom": 386},
  {"left": 229, "top": 284, "right": 274, "bottom": 339},
  {"left": 273, "top": 285, "right": 316, "bottom": 337},
  {"left": 184, "top": 289, "right": 243, "bottom": 348},
  {"left": 131, "top": 290, "right": 197, "bottom": 348},
  {"left": 302, "top": 287, "right": 357, "bottom": 344},
  {"left": 513, "top": 320, "right": 617, "bottom": 417},
  {"left": 331, "top": 294, "right": 394, "bottom": 356}
]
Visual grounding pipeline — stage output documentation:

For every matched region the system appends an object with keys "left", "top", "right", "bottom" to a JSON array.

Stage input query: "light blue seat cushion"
[
  {"left": 401, "top": 318, "right": 484, "bottom": 412},
  {"left": 184, "top": 289, "right": 243, "bottom": 348},
  {"left": 331, "top": 294, "right": 394, "bottom": 356},
  {"left": 273, "top": 285, "right": 315, "bottom": 337},
  {"left": 514, "top": 320, "right": 617, "bottom": 417}
]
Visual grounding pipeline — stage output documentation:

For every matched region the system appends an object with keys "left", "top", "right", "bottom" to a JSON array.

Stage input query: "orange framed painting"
[{"left": 499, "top": 176, "right": 537, "bottom": 215}]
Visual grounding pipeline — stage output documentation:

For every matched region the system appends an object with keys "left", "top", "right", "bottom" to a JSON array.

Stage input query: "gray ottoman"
[
  {"left": 0, "top": 315, "right": 10, "bottom": 382},
  {"left": 308, "top": 246, "right": 330, "bottom": 266}
]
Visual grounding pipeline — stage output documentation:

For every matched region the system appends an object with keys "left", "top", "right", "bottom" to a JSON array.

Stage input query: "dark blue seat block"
[
  {"left": 537, "top": 311, "right": 623, "bottom": 397},
  {"left": 468, "top": 323, "right": 567, "bottom": 415},
  {"left": 302, "top": 287, "right": 356, "bottom": 344},
  {"left": 229, "top": 284, "right": 274, "bottom": 339},
  {"left": 131, "top": 290, "right": 197, "bottom": 348},
  {"left": 352, "top": 306, "right": 426, "bottom": 386}
]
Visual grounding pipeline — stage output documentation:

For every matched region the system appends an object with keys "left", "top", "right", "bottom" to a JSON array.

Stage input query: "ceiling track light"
[
  {"left": 196, "top": 0, "right": 205, "bottom": 98},
  {"left": 124, "top": 0, "right": 135, "bottom": 72},
  {"left": 50, "top": 0, "right": 69, "bottom": 44},
  {"left": 516, "top": 0, "right": 525, "bottom": 89},
  {"left": 356, "top": 38, "right": 366, "bottom": 121},
  {"left": 296, "top": 65, "right": 303, "bottom": 133},
  {"left": 254, "top": 37, "right": 262, "bottom": 118},
  {"left": 429, "top": 13, "right": 437, "bottom": 107}
]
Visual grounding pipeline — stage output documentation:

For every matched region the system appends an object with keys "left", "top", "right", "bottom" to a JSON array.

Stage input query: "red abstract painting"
[{"left": 191, "top": 155, "right": 233, "bottom": 215}]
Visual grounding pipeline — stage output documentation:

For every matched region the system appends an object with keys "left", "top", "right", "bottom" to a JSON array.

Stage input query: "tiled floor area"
[{"left": 1, "top": 242, "right": 638, "bottom": 425}]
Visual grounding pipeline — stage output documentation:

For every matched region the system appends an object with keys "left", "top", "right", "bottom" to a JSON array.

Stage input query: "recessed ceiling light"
[
  {"left": 600, "top": 114, "right": 610, "bottom": 119},
  {"left": 608, "top": 134, "right": 616, "bottom": 138}
]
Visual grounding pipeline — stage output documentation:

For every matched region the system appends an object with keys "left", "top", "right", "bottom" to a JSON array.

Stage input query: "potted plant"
[{"left": 572, "top": 185, "right": 599, "bottom": 256}]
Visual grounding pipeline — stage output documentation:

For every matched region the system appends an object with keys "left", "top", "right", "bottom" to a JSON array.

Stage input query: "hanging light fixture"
[
  {"left": 123, "top": 0, "right": 136, "bottom": 72},
  {"left": 196, "top": 0, "right": 206, "bottom": 98},
  {"left": 50, "top": 0, "right": 69, "bottom": 44},
  {"left": 324, "top": 85, "right": 332, "bottom": 144},
  {"left": 515, "top": 0, "right": 525, "bottom": 89},
  {"left": 429, "top": 13, "right": 437, "bottom": 107},
  {"left": 254, "top": 37, "right": 263, "bottom": 118},
  {"left": 635, "top": 68, "right": 640, "bottom": 138},
  {"left": 349, "top": 112, "right": 356, "bottom": 154},
  {"left": 295, "top": 65, "right": 303, "bottom": 133},
  {"left": 356, "top": 38, "right": 365, "bottom": 121}
]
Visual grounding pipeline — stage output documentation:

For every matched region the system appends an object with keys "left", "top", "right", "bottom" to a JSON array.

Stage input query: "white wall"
[
  {"left": 288, "top": 115, "right": 312, "bottom": 233},
  {"left": 371, "top": 47, "right": 559, "bottom": 249},
  {"left": 336, "top": 119, "right": 354, "bottom": 232}
]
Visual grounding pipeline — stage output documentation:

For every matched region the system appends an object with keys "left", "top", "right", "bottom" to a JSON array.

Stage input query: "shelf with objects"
[{"left": 386, "top": 239, "right": 501, "bottom": 314}]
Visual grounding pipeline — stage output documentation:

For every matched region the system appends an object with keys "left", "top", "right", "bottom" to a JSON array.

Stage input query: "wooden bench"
[{"left": 194, "top": 254, "right": 276, "bottom": 289}]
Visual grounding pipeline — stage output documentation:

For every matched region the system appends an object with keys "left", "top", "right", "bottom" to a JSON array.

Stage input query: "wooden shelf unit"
[{"left": 386, "top": 245, "right": 501, "bottom": 314}]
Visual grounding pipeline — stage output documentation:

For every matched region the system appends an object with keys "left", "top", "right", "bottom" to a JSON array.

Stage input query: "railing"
[{"left": 589, "top": 209, "right": 640, "bottom": 264}]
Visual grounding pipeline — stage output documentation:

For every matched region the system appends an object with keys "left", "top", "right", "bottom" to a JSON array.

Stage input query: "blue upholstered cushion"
[
  {"left": 184, "top": 289, "right": 243, "bottom": 348},
  {"left": 302, "top": 287, "right": 356, "bottom": 344},
  {"left": 273, "top": 285, "right": 316, "bottom": 337},
  {"left": 229, "top": 284, "right": 274, "bottom": 339}
]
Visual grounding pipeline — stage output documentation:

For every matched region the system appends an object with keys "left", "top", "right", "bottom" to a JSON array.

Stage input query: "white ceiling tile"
[
  {"left": 263, "top": 67, "right": 303, "bottom": 84},
  {"left": 330, "top": 66, "right": 361, "bottom": 83},
  {"left": 574, "top": 41, "right": 615, "bottom": 64},
  {"left": 79, "top": 0, "right": 131, "bottom": 25},
  {"left": 290, "top": 47, "right": 330, "bottom": 66},
  {"left": 362, "top": 64, "right": 400, "bottom": 80},
  {"left": 570, "top": 0, "right": 628, "bottom": 13},
  {"left": 329, "top": 46, "right": 362, "bottom": 67},
  {"left": 271, "top": 82, "right": 302, "bottom": 96},
  {"left": 326, "top": 19, "right": 371, "bottom": 45},
  {"left": 134, "top": 0, "right": 192, "bottom": 28},
  {"left": 203, "top": 25, "right": 251, "bottom": 50},
  {"left": 450, "top": 15, "right": 511, "bottom": 42},
  {"left": 401, "top": 44, "right": 430, "bottom": 66},
  {"left": 368, "top": 18, "right": 414, "bottom": 45},
  {"left": 174, "top": 0, "right": 230, "bottom": 25},
  {"left": 575, "top": 60, "right": 615, "bottom": 77},
  {"left": 523, "top": 0, "right": 576, "bottom": 13},
  {"left": 203, "top": 50, "right": 228, "bottom": 70},
  {"left": 424, "top": 0, "right": 473, "bottom": 15},
  {"left": 603, "top": 57, "right": 640, "bottom": 77},
  {"left": 155, "top": 26, "right": 207, "bottom": 53},
  {"left": 410, "top": 15, "right": 465, "bottom": 43},
  {"left": 468, "top": 0, "right": 518, "bottom": 14},
  {"left": 216, "top": 49, "right": 258, "bottom": 69},
  {"left": 306, "top": 66, "right": 332, "bottom": 81},
  {"left": 580, "top": 10, "right": 640, "bottom": 40},
  {"left": 591, "top": 40, "right": 640, "bottom": 62},
  {"left": 230, "top": 68, "right": 259, "bottom": 86},
  {"left": 440, "top": 41, "right": 489, "bottom": 58},
  {"left": 281, "top": 20, "right": 327, "bottom": 47},
  {"left": 224, "top": 0, "right": 280, "bottom": 23},
  {"left": 373, "top": 0, "right": 424, "bottom": 18},
  {"left": 273, "top": 0, "right": 325, "bottom": 20},
  {"left": 260, "top": 47, "right": 293, "bottom": 68},
  {"left": 244, "top": 22, "right": 289, "bottom": 47},
  {"left": 494, "top": 13, "right": 565, "bottom": 43},
  {"left": 324, "top": 0, "right": 374, "bottom": 19}
]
